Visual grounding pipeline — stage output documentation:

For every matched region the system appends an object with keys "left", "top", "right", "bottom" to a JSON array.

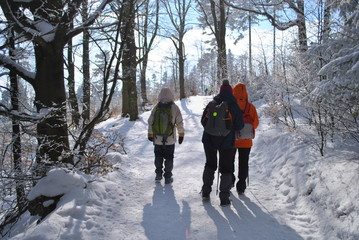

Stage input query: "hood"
[
  {"left": 214, "top": 91, "right": 236, "bottom": 104},
  {"left": 158, "top": 88, "right": 175, "bottom": 103},
  {"left": 233, "top": 83, "right": 248, "bottom": 102}
]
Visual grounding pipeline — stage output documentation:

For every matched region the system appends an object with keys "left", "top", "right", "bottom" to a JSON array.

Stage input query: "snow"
[
  {"left": 3, "top": 96, "right": 359, "bottom": 240},
  {"left": 33, "top": 21, "right": 56, "bottom": 42}
]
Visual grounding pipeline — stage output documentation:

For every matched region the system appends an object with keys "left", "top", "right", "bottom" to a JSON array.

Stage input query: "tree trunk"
[
  {"left": 121, "top": 0, "right": 139, "bottom": 121},
  {"left": 297, "top": 0, "right": 308, "bottom": 52},
  {"left": 211, "top": 0, "right": 228, "bottom": 85},
  {"left": 82, "top": 0, "right": 91, "bottom": 122},
  {"left": 322, "top": 0, "right": 331, "bottom": 43},
  {"left": 178, "top": 40, "right": 186, "bottom": 99},
  {"left": 34, "top": 43, "right": 70, "bottom": 164},
  {"left": 249, "top": 13, "right": 253, "bottom": 78},
  {"left": 9, "top": 31, "right": 26, "bottom": 211},
  {"left": 140, "top": 57, "right": 149, "bottom": 106},
  {"left": 67, "top": 37, "right": 80, "bottom": 126},
  {"left": 273, "top": 9, "right": 276, "bottom": 76}
]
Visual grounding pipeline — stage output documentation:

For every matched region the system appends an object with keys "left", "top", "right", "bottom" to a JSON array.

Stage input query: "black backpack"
[{"left": 204, "top": 100, "right": 232, "bottom": 136}]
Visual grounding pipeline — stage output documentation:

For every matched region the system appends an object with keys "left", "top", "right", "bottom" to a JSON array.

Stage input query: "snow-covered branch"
[
  {"left": 224, "top": 0, "right": 299, "bottom": 31},
  {"left": 0, "top": 104, "right": 47, "bottom": 122},
  {"left": 0, "top": 54, "right": 35, "bottom": 85},
  {"left": 66, "top": 0, "right": 113, "bottom": 42},
  {"left": 0, "top": 0, "right": 49, "bottom": 47}
]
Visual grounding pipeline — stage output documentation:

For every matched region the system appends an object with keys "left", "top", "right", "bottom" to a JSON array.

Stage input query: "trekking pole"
[{"left": 247, "top": 162, "right": 250, "bottom": 187}]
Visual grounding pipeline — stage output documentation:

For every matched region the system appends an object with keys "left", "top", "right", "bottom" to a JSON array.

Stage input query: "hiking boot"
[
  {"left": 155, "top": 173, "right": 162, "bottom": 182},
  {"left": 165, "top": 177, "right": 173, "bottom": 184},
  {"left": 237, "top": 189, "right": 245, "bottom": 195},
  {"left": 236, "top": 185, "right": 245, "bottom": 195},
  {"left": 220, "top": 198, "right": 231, "bottom": 207},
  {"left": 236, "top": 181, "right": 246, "bottom": 195},
  {"left": 201, "top": 192, "right": 210, "bottom": 201}
]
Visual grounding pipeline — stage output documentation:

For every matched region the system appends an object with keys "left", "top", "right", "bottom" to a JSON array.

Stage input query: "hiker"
[
  {"left": 147, "top": 88, "right": 185, "bottom": 184},
  {"left": 200, "top": 80, "right": 244, "bottom": 206},
  {"left": 232, "top": 83, "right": 259, "bottom": 194}
]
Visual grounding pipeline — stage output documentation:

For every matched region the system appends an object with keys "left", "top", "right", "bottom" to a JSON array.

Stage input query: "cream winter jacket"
[{"left": 148, "top": 88, "right": 184, "bottom": 145}]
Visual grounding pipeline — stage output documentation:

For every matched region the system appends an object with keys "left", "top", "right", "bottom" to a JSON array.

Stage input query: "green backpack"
[{"left": 152, "top": 102, "right": 174, "bottom": 136}]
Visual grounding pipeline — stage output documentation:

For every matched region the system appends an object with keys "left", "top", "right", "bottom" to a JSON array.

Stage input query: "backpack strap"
[{"left": 242, "top": 101, "right": 254, "bottom": 124}]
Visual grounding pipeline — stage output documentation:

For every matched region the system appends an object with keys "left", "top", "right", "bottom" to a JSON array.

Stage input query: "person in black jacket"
[{"left": 200, "top": 80, "right": 244, "bottom": 206}]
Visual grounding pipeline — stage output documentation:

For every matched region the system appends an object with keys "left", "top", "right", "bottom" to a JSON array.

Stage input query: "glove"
[
  {"left": 148, "top": 134, "right": 153, "bottom": 142},
  {"left": 178, "top": 136, "right": 184, "bottom": 144}
]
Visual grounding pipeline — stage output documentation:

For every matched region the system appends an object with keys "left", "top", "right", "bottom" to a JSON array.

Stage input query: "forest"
[{"left": 0, "top": 0, "right": 358, "bottom": 234}]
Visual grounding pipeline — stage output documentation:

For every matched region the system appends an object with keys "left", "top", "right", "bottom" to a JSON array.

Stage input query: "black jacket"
[{"left": 201, "top": 91, "right": 244, "bottom": 149}]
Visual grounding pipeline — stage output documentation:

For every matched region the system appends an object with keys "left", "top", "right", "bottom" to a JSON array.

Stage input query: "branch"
[
  {"left": 0, "top": 54, "right": 35, "bottom": 86},
  {"left": 0, "top": 0, "right": 49, "bottom": 48},
  {"left": 224, "top": 0, "right": 298, "bottom": 31},
  {"left": 196, "top": 0, "right": 216, "bottom": 36},
  {"left": 66, "top": 0, "right": 113, "bottom": 42},
  {"left": 0, "top": 104, "right": 47, "bottom": 122}
]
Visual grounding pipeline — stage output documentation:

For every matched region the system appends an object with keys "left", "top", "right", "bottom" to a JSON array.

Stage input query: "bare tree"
[
  {"left": 225, "top": 0, "right": 308, "bottom": 52},
  {"left": 137, "top": 0, "right": 159, "bottom": 107},
  {"left": 197, "top": 0, "right": 228, "bottom": 85},
  {"left": 0, "top": 0, "right": 111, "bottom": 165},
  {"left": 162, "top": 0, "right": 192, "bottom": 99},
  {"left": 74, "top": 2, "right": 128, "bottom": 155}
]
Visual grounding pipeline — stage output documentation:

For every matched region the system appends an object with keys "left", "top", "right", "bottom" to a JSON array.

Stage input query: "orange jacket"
[{"left": 233, "top": 83, "right": 259, "bottom": 148}]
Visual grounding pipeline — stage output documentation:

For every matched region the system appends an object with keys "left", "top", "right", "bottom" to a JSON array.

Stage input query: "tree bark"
[
  {"left": 178, "top": 40, "right": 186, "bottom": 99},
  {"left": 296, "top": 0, "right": 308, "bottom": 52},
  {"left": 82, "top": 0, "right": 91, "bottom": 122},
  {"left": 210, "top": 0, "right": 228, "bottom": 84},
  {"left": 322, "top": 0, "right": 331, "bottom": 43},
  {"left": 9, "top": 30, "right": 26, "bottom": 211},
  {"left": 34, "top": 43, "right": 70, "bottom": 164},
  {"left": 121, "top": 0, "right": 139, "bottom": 121},
  {"left": 67, "top": 35, "right": 80, "bottom": 126}
]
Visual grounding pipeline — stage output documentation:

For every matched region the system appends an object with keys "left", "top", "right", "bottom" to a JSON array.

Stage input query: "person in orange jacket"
[{"left": 232, "top": 83, "right": 259, "bottom": 194}]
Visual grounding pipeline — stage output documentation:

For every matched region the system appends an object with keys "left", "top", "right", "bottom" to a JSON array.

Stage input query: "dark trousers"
[
  {"left": 233, "top": 148, "right": 251, "bottom": 191},
  {"left": 154, "top": 144, "right": 175, "bottom": 178},
  {"left": 202, "top": 146, "right": 236, "bottom": 200}
]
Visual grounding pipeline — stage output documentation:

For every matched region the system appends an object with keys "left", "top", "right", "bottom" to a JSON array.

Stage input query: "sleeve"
[
  {"left": 173, "top": 104, "right": 184, "bottom": 137},
  {"left": 147, "top": 107, "right": 156, "bottom": 136},
  {"left": 231, "top": 103, "right": 244, "bottom": 131},
  {"left": 250, "top": 103, "right": 259, "bottom": 129},
  {"left": 201, "top": 105, "right": 209, "bottom": 127}
]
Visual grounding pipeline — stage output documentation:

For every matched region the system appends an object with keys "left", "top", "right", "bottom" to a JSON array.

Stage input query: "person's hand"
[
  {"left": 148, "top": 134, "right": 153, "bottom": 142},
  {"left": 178, "top": 136, "right": 184, "bottom": 144}
]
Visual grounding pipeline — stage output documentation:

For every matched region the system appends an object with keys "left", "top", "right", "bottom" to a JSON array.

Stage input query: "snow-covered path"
[
  {"left": 7, "top": 96, "right": 358, "bottom": 240},
  {"left": 91, "top": 96, "right": 309, "bottom": 240}
]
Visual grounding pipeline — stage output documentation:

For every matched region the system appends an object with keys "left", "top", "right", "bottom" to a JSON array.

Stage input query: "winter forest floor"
[{"left": 4, "top": 96, "right": 359, "bottom": 240}]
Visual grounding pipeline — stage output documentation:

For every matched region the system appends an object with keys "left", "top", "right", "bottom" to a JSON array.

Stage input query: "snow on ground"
[{"left": 4, "top": 96, "right": 359, "bottom": 240}]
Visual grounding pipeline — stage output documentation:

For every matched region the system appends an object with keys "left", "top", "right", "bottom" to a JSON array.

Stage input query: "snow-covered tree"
[
  {"left": 313, "top": 2, "right": 359, "bottom": 142},
  {"left": 0, "top": 0, "right": 110, "bottom": 165},
  {"left": 196, "top": 0, "right": 248, "bottom": 86},
  {"left": 161, "top": 0, "right": 192, "bottom": 100}
]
